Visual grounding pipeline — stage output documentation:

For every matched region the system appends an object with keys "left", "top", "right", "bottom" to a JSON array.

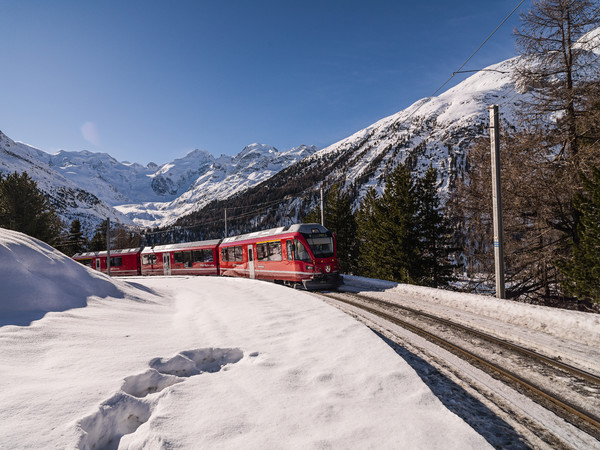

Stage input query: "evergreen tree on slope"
[
  {"left": 323, "top": 184, "right": 358, "bottom": 274},
  {"left": 356, "top": 188, "right": 382, "bottom": 279},
  {"left": 0, "top": 171, "right": 62, "bottom": 245},
  {"left": 414, "top": 167, "right": 455, "bottom": 287}
]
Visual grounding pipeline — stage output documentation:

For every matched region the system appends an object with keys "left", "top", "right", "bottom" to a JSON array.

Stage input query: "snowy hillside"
[
  {"left": 301, "top": 56, "right": 523, "bottom": 201},
  {"left": 0, "top": 131, "right": 317, "bottom": 230},
  {"left": 177, "top": 55, "right": 531, "bottom": 236},
  {"left": 115, "top": 144, "right": 319, "bottom": 227},
  {"left": 0, "top": 131, "right": 128, "bottom": 233},
  {"left": 294, "top": 28, "right": 600, "bottom": 206}
]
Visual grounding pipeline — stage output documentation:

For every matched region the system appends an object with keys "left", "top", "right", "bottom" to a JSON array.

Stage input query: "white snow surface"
[{"left": 0, "top": 229, "right": 491, "bottom": 449}]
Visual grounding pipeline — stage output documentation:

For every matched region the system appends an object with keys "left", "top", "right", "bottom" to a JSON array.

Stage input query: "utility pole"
[
  {"left": 489, "top": 105, "right": 505, "bottom": 299},
  {"left": 224, "top": 208, "right": 228, "bottom": 238},
  {"left": 106, "top": 217, "right": 111, "bottom": 277},
  {"left": 320, "top": 187, "right": 324, "bottom": 226}
]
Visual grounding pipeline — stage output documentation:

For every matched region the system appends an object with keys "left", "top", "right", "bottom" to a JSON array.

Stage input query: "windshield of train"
[{"left": 303, "top": 232, "right": 334, "bottom": 258}]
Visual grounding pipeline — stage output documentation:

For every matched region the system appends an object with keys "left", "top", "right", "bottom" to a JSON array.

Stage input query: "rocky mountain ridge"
[{"left": 0, "top": 131, "right": 317, "bottom": 232}]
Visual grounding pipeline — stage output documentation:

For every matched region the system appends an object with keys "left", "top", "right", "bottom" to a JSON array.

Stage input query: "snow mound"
[
  {"left": 0, "top": 228, "right": 125, "bottom": 323},
  {"left": 77, "top": 348, "right": 244, "bottom": 449}
]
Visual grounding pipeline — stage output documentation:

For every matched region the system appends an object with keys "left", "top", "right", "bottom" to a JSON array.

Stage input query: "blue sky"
[{"left": 0, "top": 0, "right": 527, "bottom": 164}]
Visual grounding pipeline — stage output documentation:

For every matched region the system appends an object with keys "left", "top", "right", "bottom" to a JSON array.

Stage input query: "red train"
[{"left": 72, "top": 223, "right": 341, "bottom": 290}]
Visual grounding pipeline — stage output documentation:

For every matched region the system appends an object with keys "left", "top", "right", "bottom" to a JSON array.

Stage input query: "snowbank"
[
  {"left": 0, "top": 229, "right": 126, "bottom": 323},
  {"left": 343, "top": 275, "right": 600, "bottom": 349}
]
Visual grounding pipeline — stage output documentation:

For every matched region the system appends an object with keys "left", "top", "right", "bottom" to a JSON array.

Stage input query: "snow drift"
[{"left": 0, "top": 228, "right": 125, "bottom": 324}]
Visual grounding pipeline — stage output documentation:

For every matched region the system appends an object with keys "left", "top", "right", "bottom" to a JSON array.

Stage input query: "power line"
[{"left": 401, "top": 0, "right": 526, "bottom": 125}]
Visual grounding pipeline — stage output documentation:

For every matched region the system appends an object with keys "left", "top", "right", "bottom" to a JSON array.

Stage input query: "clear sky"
[{"left": 0, "top": 0, "right": 527, "bottom": 164}]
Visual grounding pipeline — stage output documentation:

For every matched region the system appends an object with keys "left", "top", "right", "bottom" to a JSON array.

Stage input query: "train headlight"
[
  {"left": 325, "top": 265, "right": 331, "bottom": 273},
  {"left": 307, "top": 265, "right": 314, "bottom": 271}
]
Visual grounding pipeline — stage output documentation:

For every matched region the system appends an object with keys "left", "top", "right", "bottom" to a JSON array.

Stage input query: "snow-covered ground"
[{"left": 0, "top": 229, "right": 491, "bottom": 449}]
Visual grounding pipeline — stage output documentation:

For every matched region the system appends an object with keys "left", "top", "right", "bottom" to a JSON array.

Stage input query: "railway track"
[{"left": 319, "top": 290, "right": 600, "bottom": 447}]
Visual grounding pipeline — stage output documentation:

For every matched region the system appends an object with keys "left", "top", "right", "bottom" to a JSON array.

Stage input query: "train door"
[
  {"left": 163, "top": 253, "right": 171, "bottom": 275},
  {"left": 247, "top": 244, "right": 255, "bottom": 279},
  {"left": 95, "top": 258, "right": 101, "bottom": 271}
]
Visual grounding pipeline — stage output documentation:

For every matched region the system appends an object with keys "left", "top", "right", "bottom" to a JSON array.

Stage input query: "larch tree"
[{"left": 514, "top": 0, "right": 600, "bottom": 159}]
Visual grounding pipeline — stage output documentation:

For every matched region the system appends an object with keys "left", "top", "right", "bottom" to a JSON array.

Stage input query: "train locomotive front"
[{"left": 219, "top": 223, "right": 342, "bottom": 290}]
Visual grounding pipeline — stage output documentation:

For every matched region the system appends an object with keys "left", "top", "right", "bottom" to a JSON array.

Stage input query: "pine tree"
[
  {"left": 63, "top": 219, "right": 87, "bottom": 256},
  {"left": 0, "top": 171, "right": 63, "bottom": 244},
  {"left": 323, "top": 184, "right": 358, "bottom": 274},
  {"left": 356, "top": 188, "right": 382, "bottom": 279},
  {"left": 302, "top": 205, "right": 321, "bottom": 225},
  {"left": 561, "top": 167, "right": 600, "bottom": 305},
  {"left": 376, "top": 163, "right": 420, "bottom": 283},
  {"left": 89, "top": 219, "right": 109, "bottom": 251},
  {"left": 414, "top": 167, "right": 454, "bottom": 287},
  {"left": 356, "top": 165, "right": 455, "bottom": 286}
]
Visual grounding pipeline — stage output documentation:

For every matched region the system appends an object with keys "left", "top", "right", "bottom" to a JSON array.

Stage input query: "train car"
[
  {"left": 219, "top": 223, "right": 341, "bottom": 290},
  {"left": 73, "top": 247, "right": 143, "bottom": 276},
  {"left": 140, "top": 239, "right": 221, "bottom": 276}
]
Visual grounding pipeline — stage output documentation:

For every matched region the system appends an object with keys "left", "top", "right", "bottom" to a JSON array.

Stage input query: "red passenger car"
[
  {"left": 73, "top": 248, "right": 143, "bottom": 276},
  {"left": 219, "top": 223, "right": 341, "bottom": 290},
  {"left": 140, "top": 240, "right": 221, "bottom": 276}
]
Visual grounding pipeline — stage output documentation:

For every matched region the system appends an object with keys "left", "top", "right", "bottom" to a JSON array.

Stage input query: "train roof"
[
  {"left": 221, "top": 223, "right": 330, "bottom": 245},
  {"left": 73, "top": 247, "right": 143, "bottom": 258},
  {"left": 141, "top": 239, "right": 222, "bottom": 254}
]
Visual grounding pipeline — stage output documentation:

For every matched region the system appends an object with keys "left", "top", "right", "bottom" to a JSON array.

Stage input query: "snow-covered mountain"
[
  {"left": 0, "top": 132, "right": 317, "bottom": 230},
  {"left": 299, "top": 29, "right": 600, "bottom": 207},
  {"left": 308, "top": 56, "right": 523, "bottom": 199},
  {"left": 114, "top": 143, "right": 319, "bottom": 227},
  {"left": 0, "top": 131, "right": 128, "bottom": 233}
]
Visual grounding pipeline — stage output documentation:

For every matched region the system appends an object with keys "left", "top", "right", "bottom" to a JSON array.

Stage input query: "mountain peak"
[{"left": 236, "top": 143, "right": 279, "bottom": 160}]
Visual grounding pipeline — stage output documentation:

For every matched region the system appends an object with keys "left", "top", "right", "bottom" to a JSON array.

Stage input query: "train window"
[
  {"left": 305, "top": 234, "right": 334, "bottom": 258},
  {"left": 294, "top": 240, "right": 312, "bottom": 262},
  {"left": 256, "top": 243, "right": 267, "bottom": 261},
  {"left": 269, "top": 242, "right": 282, "bottom": 261},
  {"left": 223, "top": 246, "right": 243, "bottom": 262},
  {"left": 142, "top": 254, "right": 157, "bottom": 265},
  {"left": 286, "top": 240, "right": 294, "bottom": 261},
  {"left": 174, "top": 251, "right": 195, "bottom": 267},
  {"left": 257, "top": 241, "right": 282, "bottom": 261},
  {"left": 234, "top": 246, "right": 243, "bottom": 262},
  {"left": 192, "top": 249, "right": 213, "bottom": 263},
  {"left": 110, "top": 257, "right": 123, "bottom": 267}
]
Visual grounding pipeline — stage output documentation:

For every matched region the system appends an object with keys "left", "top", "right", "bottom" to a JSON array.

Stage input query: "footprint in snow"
[{"left": 76, "top": 348, "right": 244, "bottom": 450}]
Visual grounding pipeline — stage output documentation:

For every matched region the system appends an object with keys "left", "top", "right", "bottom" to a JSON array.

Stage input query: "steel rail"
[{"left": 320, "top": 291, "right": 600, "bottom": 433}]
